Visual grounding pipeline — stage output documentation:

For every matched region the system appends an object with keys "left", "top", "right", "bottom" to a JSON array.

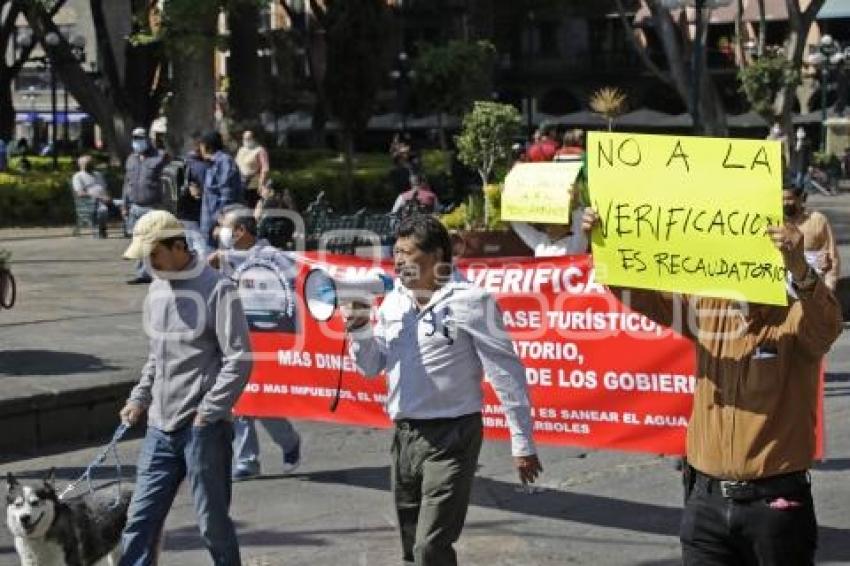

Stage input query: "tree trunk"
[
  {"left": 165, "top": 9, "right": 217, "bottom": 156},
  {"left": 778, "top": 0, "right": 826, "bottom": 165},
  {"left": 96, "top": 0, "right": 132, "bottom": 86},
  {"left": 0, "top": 78, "right": 13, "bottom": 141},
  {"left": 307, "top": 29, "right": 328, "bottom": 148},
  {"left": 734, "top": 0, "right": 745, "bottom": 65},
  {"left": 0, "top": 0, "right": 21, "bottom": 141},
  {"left": 23, "top": 3, "right": 132, "bottom": 161},
  {"left": 124, "top": 42, "right": 163, "bottom": 128},
  {"left": 311, "top": 95, "right": 328, "bottom": 148},
  {"left": 342, "top": 130, "right": 355, "bottom": 210},
  {"left": 649, "top": 4, "right": 727, "bottom": 135},
  {"left": 437, "top": 112, "right": 447, "bottom": 151},
  {"left": 228, "top": 2, "right": 264, "bottom": 127},
  {"left": 650, "top": 8, "right": 692, "bottom": 105},
  {"left": 700, "top": 78, "right": 729, "bottom": 136}
]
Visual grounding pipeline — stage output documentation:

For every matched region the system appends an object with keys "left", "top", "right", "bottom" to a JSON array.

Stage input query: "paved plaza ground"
[{"left": 0, "top": 197, "right": 849, "bottom": 565}]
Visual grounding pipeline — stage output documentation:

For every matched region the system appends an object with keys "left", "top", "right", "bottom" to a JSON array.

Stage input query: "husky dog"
[{"left": 5, "top": 471, "right": 131, "bottom": 566}]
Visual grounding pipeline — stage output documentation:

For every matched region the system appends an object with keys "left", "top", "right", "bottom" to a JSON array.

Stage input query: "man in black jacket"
[{"left": 122, "top": 127, "right": 168, "bottom": 284}]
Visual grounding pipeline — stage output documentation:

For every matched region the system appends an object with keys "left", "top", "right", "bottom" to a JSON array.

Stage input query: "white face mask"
[
  {"left": 132, "top": 139, "right": 148, "bottom": 154},
  {"left": 218, "top": 226, "right": 235, "bottom": 249},
  {"left": 243, "top": 139, "right": 257, "bottom": 149}
]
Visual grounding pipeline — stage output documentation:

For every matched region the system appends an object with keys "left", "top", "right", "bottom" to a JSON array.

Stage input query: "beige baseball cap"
[{"left": 123, "top": 210, "right": 185, "bottom": 260}]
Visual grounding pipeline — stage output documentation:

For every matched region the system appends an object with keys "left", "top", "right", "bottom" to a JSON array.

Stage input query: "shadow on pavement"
[
  {"left": 825, "top": 372, "right": 850, "bottom": 398},
  {"left": 0, "top": 349, "right": 119, "bottom": 376},
  {"left": 164, "top": 518, "right": 516, "bottom": 552},
  {"left": 814, "top": 458, "right": 850, "bottom": 472},
  {"left": 826, "top": 372, "right": 850, "bottom": 383},
  {"left": 296, "top": 465, "right": 850, "bottom": 563},
  {"left": 5, "top": 466, "right": 136, "bottom": 482}
]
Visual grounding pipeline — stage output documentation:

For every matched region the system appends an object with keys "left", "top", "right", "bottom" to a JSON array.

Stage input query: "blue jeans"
[
  {"left": 128, "top": 204, "right": 156, "bottom": 277},
  {"left": 233, "top": 416, "right": 298, "bottom": 473},
  {"left": 120, "top": 422, "right": 241, "bottom": 566}
]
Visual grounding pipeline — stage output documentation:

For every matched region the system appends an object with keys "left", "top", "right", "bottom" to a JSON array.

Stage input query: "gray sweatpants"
[{"left": 391, "top": 413, "right": 483, "bottom": 566}]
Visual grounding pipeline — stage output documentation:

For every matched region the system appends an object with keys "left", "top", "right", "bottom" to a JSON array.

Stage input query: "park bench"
[
  {"left": 301, "top": 192, "right": 396, "bottom": 255},
  {"left": 71, "top": 191, "right": 97, "bottom": 236}
]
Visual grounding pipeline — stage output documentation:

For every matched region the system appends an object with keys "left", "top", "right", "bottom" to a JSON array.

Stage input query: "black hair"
[
  {"left": 783, "top": 168, "right": 805, "bottom": 197},
  {"left": 160, "top": 235, "right": 189, "bottom": 251},
  {"left": 221, "top": 204, "right": 258, "bottom": 236},
  {"left": 396, "top": 215, "right": 453, "bottom": 264},
  {"left": 200, "top": 130, "right": 224, "bottom": 152}
]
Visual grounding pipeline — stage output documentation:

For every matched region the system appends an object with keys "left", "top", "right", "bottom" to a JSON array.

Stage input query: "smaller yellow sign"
[{"left": 501, "top": 162, "right": 582, "bottom": 223}]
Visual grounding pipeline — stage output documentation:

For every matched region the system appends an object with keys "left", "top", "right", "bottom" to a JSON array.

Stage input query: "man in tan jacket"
[
  {"left": 583, "top": 198, "right": 842, "bottom": 565},
  {"left": 783, "top": 184, "right": 840, "bottom": 290}
]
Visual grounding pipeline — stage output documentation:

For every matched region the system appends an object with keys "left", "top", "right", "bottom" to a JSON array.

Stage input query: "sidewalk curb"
[{"left": 0, "top": 378, "right": 136, "bottom": 462}]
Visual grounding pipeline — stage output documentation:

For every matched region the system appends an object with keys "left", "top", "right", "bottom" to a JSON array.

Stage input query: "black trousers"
[{"left": 680, "top": 468, "right": 817, "bottom": 565}]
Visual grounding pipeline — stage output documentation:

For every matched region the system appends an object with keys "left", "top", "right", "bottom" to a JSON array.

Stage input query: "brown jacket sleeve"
[
  {"left": 609, "top": 287, "right": 694, "bottom": 340},
  {"left": 785, "top": 278, "right": 843, "bottom": 359}
]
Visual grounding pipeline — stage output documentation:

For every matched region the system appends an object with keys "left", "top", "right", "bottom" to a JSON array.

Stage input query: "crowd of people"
[
  {"left": 115, "top": 195, "right": 843, "bottom": 565},
  {"left": 69, "top": 127, "right": 297, "bottom": 284},
  {"left": 52, "top": 121, "right": 847, "bottom": 565}
]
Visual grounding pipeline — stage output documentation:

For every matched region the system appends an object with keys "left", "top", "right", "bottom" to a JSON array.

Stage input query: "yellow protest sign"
[
  {"left": 587, "top": 132, "right": 786, "bottom": 305},
  {"left": 501, "top": 162, "right": 582, "bottom": 223}
]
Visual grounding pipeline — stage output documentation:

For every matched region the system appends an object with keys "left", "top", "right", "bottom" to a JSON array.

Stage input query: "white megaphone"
[{"left": 303, "top": 268, "right": 394, "bottom": 322}]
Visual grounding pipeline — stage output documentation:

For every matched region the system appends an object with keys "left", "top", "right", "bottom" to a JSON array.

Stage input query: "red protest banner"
[{"left": 233, "top": 253, "right": 824, "bottom": 457}]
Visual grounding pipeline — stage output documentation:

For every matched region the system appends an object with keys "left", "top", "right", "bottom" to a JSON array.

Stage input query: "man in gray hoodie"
[{"left": 119, "top": 210, "right": 252, "bottom": 566}]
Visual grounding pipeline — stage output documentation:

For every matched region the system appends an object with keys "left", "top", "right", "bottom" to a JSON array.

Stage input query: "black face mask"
[{"left": 783, "top": 204, "right": 800, "bottom": 218}]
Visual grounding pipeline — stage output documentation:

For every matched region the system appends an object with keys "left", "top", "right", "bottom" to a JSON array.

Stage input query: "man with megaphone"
[{"left": 341, "top": 215, "right": 542, "bottom": 566}]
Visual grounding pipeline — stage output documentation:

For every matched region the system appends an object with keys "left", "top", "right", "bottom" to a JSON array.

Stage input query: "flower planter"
[{"left": 451, "top": 229, "right": 533, "bottom": 259}]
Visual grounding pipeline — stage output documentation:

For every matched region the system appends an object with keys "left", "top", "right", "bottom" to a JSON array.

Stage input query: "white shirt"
[
  {"left": 511, "top": 208, "right": 587, "bottom": 257},
  {"left": 71, "top": 170, "right": 109, "bottom": 200},
  {"left": 349, "top": 273, "right": 536, "bottom": 457}
]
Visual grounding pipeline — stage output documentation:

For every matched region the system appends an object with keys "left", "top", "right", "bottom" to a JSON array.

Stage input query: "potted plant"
[
  {"left": 0, "top": 249, "right": 15, "bottom": 310},
  {"left": 449, "top": 101, "right": 532, "bottom": 257}
]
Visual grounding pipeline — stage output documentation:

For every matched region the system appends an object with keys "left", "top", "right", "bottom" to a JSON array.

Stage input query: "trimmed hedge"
[
  {"left": 0, "top": 173, "right": 75, "bottom": 227},
  {"left": 0, "top": 150, "right": 453, "bottom": 227},
  {"left": 269, "top": 149, "right": 451, "bottom": 212},
  {"left": 0, "top": 157, "right": 123, "bottom": 228}
]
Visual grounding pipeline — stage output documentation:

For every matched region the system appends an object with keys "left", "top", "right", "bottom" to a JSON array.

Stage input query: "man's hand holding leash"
[{"left": 120, "top": 402, "right": 145, "bottom": 427}]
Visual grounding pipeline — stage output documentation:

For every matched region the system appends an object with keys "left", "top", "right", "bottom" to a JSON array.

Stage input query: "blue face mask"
[{"left": 132, "top": 139, "right": 147, "bottom": 154}]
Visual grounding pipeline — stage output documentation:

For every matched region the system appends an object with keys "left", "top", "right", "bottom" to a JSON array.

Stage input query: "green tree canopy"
[
  {"left": 738, "top": 47, "right": 800, "bottom": 124},
  {"left": 413, "top": 40, "right": 496, "bottom": 118},
  {"left": 455, "top": 101, "right": 521, "bottom": 187},
  {"left": 413, "top": 40, "right": 495, "bottom": 149}
]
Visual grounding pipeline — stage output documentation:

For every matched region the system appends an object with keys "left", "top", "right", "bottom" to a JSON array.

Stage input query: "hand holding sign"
[
  {"left": 340, "top": 301, "right": 371, "bottom": 332},
  {"left": 767, "top": 223, "right": 807, "bottom": 281}
]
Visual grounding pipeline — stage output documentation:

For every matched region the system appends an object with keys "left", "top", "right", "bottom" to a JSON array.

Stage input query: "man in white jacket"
[{"left": 343, "top": 215, "right": 542, "bottom": 566}]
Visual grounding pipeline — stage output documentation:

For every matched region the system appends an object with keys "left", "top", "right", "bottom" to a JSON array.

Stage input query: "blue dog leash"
[{"left": 58, "top": 423, "right": 130, "bottom": 507}]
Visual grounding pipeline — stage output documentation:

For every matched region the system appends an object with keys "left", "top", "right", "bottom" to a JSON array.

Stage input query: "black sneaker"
[{"left": 283, "top": 435, "right": 301, "bottom": 473}]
